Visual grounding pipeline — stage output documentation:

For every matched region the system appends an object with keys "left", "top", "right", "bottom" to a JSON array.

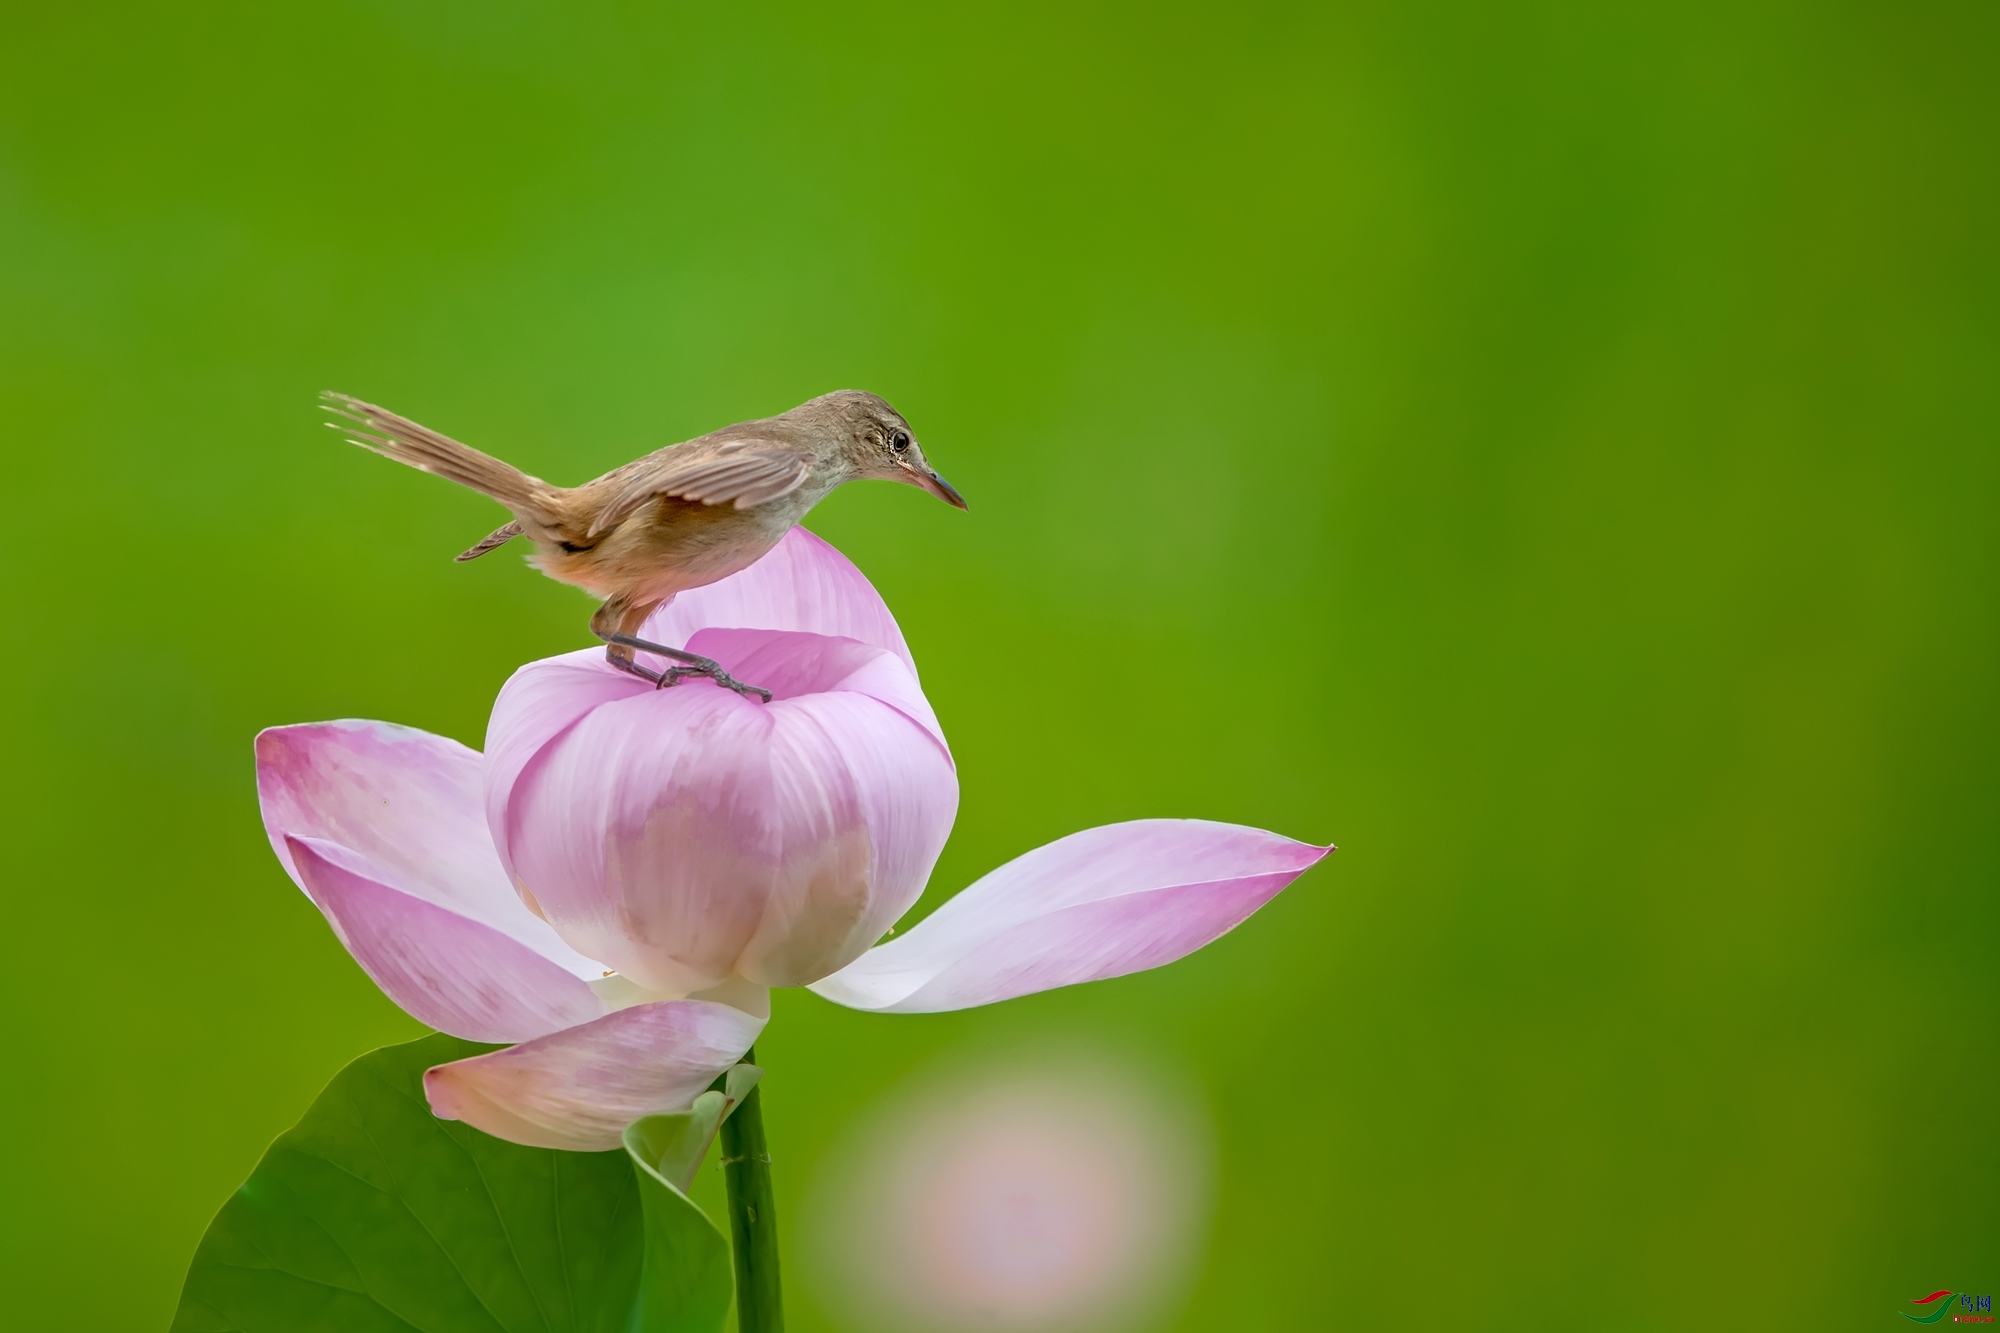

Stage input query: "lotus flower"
[
  {"left": 256, "top": 529, "right": 1329, "bottom": 1151},
  {"left": 810, "top": 1053, "right": 1211, "bottom": 1333}
]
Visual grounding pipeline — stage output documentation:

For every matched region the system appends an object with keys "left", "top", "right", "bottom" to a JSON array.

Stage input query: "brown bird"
[{"left": 322, "top": 390, "right": 966, "bottom": 700}]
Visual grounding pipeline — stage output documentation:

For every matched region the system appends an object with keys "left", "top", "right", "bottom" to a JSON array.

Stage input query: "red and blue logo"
[{"left": 1903, "top": 1292, "right": 1994, "bottom": 1324}]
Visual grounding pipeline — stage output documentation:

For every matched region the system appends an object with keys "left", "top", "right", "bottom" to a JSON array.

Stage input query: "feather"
[
  {"left": 455, "top": 520, "right": 523, "bottom": 562},
  {"left": 585, "top": 439, "right": 811, "bottom": 537},
  {"left": 322, "top": 392, "right": 562, "bottom": 526}
]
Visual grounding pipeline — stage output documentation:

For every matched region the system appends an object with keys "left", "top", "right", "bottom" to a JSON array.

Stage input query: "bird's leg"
[
  {"left": 591, "top": 595, "right": 774, "bottom": 703},
  {"left": 597, "top": 630, "right": 773, "bottom": 704}
]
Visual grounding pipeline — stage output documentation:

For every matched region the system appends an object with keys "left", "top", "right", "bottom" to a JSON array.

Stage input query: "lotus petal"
[
  {"left": 423, "top": 1000, "right": 766, "bottom": 1151},
  {"left": 287, "top": 835, "right": 605, "bottom": 1042},
  {"left": 641, "top": 526, "right": 917, "bottom": 673},
  {"left": 809, "top": 820, "right": 1330, "bottom": 1013},
  {"left": 256, "top": 720, "right": 601, "bottom": 978}
]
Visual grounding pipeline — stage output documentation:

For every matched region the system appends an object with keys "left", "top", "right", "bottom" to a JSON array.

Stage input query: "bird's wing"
[{"left": 585, "top": 438, "right": 812, "bottom": 537}]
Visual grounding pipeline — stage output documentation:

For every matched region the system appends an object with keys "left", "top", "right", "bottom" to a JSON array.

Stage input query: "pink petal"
[
  {"left": 422, "top": 999, "right": 766, "bottom": 1151},
  {"left": 490, "top": 632, "right": 958, "bottom": 995},
  {"left": 681, "top": 626, "right": 947, "bottom": 754},
  {"left": 641, "top": 527, "right": 917, "bottom": 675},
  {"left": 808, "top": 820, "right": 1330, "bottom": 1013},
  {"left": 286, "top": 836, "right": 605, "bottom": 1043},
  {"left": 256, "top": 721, "right": 602, "bottom": 979},
  {"left": 482, "top": 650, "right": 644, "bottom": 883}
]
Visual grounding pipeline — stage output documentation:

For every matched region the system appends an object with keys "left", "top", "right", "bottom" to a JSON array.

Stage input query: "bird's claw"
[
  {"left": 654, "top": 663, "right": 773, "bottom": 703},
  {"left": 601, "top": 633, "right": 772, "bottom": 703}
]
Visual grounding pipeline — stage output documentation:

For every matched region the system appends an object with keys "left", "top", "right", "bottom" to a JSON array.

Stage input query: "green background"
[{"left": 2, "top": 2, "right": 1995, "bottom": 1328}]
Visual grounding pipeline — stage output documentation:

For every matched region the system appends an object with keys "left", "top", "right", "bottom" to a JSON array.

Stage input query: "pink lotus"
[{"left": 256, "top": 530, "right": 1329, "bottom": 1151}]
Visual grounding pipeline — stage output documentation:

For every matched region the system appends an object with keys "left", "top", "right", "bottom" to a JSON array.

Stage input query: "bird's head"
[{"left": 811, "top": 390, "right": 967, "bottom": 510}]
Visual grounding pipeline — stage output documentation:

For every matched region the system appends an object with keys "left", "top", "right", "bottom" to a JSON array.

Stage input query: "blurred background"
[{"left": 2, "top": 2, "right": 1995, "bottom": 1328}]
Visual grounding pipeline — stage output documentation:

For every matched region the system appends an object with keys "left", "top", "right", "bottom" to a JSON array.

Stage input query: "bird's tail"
[{"left": 321, "top": 392, "right": 560, "bottom": 522}]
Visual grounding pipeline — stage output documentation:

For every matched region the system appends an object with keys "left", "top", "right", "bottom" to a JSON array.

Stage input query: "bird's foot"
[
  {"left": 600, "top": 633, "right": 773, "bottom": 703},
  {"left": 655, "top": 660, "right": 775, "bottom": 702}
]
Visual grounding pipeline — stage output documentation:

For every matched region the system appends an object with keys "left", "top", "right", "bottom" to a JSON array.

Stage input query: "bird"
[{"left": 321, "top": 389, "right": 966, "bottom": 700}]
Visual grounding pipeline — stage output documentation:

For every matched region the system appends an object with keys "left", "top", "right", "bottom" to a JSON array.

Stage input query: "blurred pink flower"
[
  {"left": 808, "top": 1052, "right": 1212, "bottom": 1333},
  {"left": 256, "top": 529, "right": 1329, "bottom": 1150}
]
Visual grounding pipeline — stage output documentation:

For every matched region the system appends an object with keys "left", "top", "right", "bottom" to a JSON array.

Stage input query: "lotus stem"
[{"left": 721, "top": 1047, "right": 783, "bottom": 1331}]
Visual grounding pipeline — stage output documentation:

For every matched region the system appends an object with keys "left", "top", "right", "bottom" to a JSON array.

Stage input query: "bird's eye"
[{"left": 890, "top": 429, "right": 911, "bottom": 453}]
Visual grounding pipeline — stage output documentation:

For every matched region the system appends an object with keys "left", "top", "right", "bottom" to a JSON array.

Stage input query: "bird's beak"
[{"left": 901, "top": 460, "right": 968, "bottom": 510}]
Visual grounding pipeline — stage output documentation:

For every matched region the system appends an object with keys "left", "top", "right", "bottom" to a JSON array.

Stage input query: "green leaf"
[{"left": 173, "top": 1033, "right": 736, "bottom": 1333}]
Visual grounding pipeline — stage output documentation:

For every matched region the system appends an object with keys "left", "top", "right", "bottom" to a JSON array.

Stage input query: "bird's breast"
[{"left": 580, "top": 495, "right": 804, "bottom": 602}]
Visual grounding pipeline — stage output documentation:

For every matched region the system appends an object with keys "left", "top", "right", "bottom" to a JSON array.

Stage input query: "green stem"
[{"left": 720, "top": 1047, "right": 783, "bottom": 1332}]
